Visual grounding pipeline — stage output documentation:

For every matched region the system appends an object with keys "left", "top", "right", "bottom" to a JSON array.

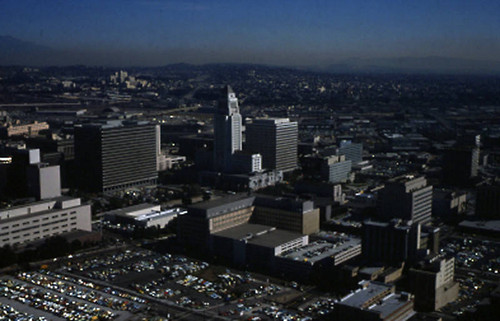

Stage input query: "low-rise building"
[
  {"left": 0, "top": 197, "right": 91, "bottom": 247},
  {"left": 336, "top": 280, "right": 415, "bottom": 321}
]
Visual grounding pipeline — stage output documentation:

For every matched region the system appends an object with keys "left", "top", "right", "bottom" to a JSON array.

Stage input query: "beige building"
[
  {"left": 0, "top": 197, "right": 91, "bottom": 247},
  {"left": 0, "top": 120, "right": 49, "bottom": 137}
]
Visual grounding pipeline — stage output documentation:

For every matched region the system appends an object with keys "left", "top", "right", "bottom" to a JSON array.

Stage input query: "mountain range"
[{"left": 1, "top": 36, "right": 500, "bottom": 75}]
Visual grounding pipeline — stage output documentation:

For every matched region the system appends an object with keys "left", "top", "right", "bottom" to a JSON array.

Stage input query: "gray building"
[
  {"left": 335, "top": 280, "right": 415, "bottom": 321},
  {"left": 378, "top": 175, "right": 433, "bottom": 225},
  {"left": 0, "top": 196, "right": 91, "bottom": 247},
  {"left": 74, "top": 120, "right": 158, "bottom": 194},
  {"left": 321, "top": 155, "right": 352, "bottom": 184},
  {"left": 246, "top": 118, "right": 298, "bottom": 172},
  {"left": 337, "top": 140, "right": 363, "bottom": 165}
]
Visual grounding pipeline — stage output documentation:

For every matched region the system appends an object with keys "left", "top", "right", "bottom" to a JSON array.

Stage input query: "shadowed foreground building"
[
  {"left": 245, "top": 118, "right": 298, "bottom": 172},
  {"left": 74, "top": 120, "right": 158, "bottom": 194},
  {"left": 410, "top": 255, "right": 459, "bottom": 312}
]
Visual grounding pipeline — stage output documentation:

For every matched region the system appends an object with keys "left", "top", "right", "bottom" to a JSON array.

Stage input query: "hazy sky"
[{"left": 1, "top": 0, "right": 500, "bottom": 66}]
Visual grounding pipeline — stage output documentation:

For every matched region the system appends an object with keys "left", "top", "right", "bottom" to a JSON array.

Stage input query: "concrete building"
[
  {"left": 276, "top": 232, "right": 361, "bottom": 280},
  {"left": 336, "top": 280, "right": 415, "bottom": 321},
  {"left": 0, "top": 196, "right": 91, "bottom": 247},
  {"left": 27, "top": 163, "right": 61, "bottom": 200},
  {"left": 178, "top": 194, "right": 320, "bottom": 251},
  {"left": 252, "top": 195, "right": 320, "bottom": 235},
  {"left": 338, "top": 140, "right": 363, "bottom": 165},
  {"left": 362, "top": 219, "right": 421, "bottom": 265},
  {"left": 213, "top": 85, "right": 243, "bottom": 172},
  {"left": 74, "top": 120, "right": 158, "bottom": 194},
  {"left": 410, "top": 255, "right": 459, "bottom": 311},
  {"left": 245, "top": 118, "right": 298, "bottom": 172},
  {"left": 103, "top": 203, "right": 185, "bottom": 229},
  {"left": 211, "top": 223, "right": 307, "bottom": 270},
  {"left": 321, "top": 155, "right": 352, "bottom": 183},
  {"left": 178, "top": 195, "right": 255, "bottom": 249},
  {"left": 378, "top": 175, "right": 433, "bottom": 225}
]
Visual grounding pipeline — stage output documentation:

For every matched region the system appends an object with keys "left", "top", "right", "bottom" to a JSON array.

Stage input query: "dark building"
[
  {"left": 378, "top": 175, "right": 433, "bottom": 225},
  {"left": 246, "top": 118, "right": 298, "bottom": 172},
  {"left": 476, "top": 181, "right": 500, "bottom": 219},
  {"left": 74, "top": 121, "right": 157, "bottom": 193},
  {"left": 442, "top": 136, "right": 480, "bottom": 186},
  {"left": 362, "top": 219, "right": 421, "bottom": 266},
  {"left": 410, "top": 255, "right": 459, "bottom": 311}
]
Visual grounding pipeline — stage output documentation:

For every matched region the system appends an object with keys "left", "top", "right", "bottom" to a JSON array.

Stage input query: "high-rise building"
[
  {"left": 246, "top": 118, "right": 298, "bottom": 172},
  {"left": 337, "top": 140, "right": 363, "bottom": 165},
  {"left": 320, "top": 155, "right": 352, "bottom": 184},
  {"left": 410, "top": 255, "right": 459, "bottom": 311},
  {"left": 378, "top": 175, "right": 433, "bottom": 225},
  {"left": 362, "top": 219, "right": 421, "bottom": 265},
  {"left": 74, "top": 121, "right": 157, "bottom": 194},
  {"left": 476, "top": 180, "right": 500, "bottom": 219},
  {"left": 213, "top": 86, "right": 242, "bottom": 172}
]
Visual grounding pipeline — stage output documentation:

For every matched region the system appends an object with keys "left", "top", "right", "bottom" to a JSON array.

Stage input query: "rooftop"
[
  {"left": 280, "top": 237, "right": 361, "bottom": 265},
  {"left": 213, "top": 223, "right": 304, "bottom": 248}
]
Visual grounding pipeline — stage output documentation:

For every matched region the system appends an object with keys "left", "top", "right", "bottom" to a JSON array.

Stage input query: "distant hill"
[
  {"left": 1, "top": 35, "right": 500, "bottom": 74},
  {"left": 315, "top": 56, "right": 500, "bottom": 75},
  {"left": 0, "top": 36, "right": 55, "bottom": 65}
]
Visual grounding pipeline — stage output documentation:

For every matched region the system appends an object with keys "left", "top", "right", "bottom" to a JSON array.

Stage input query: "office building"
[
  {"left": 211, "top": 223, "right": 307, "bottom": 270},
  {"left": 362, "top": 219, "right": 421, "bottom": 265},
  {"left": 178, "top": 195, "right": 255, "bottom": 249},
  {"left": 432, "top": 189, "right": 467, "bottom": 219},
  {"left": 476, "top": 180, "right": 500, "bottom": 219},
  {"left": 276, "top": 232, "right": 361, "bottom": 280},
  {"left": 321, "top": 155, "right": 352, "bottom": 183},
  {"left": 378, "top": 175, "right": 433, "bottom": 225},
  {"left": 0, "top": 196, "right": 91, "bottom": 247},
  {"left": 252, "top": 195, "right": 320, "bottom": 235},
  {"left": 213, "top": 85, "right": 242, "bottom": 172},
  {"left": 74, "top": 120, "right": 158, "bottom": 194},
  {"left": 410, "top": 255, "right": 459, "bottom": 311},
  {"left": 336, "top": 280, "right": 415, "bottom": 321},
  {"left": 337, "top": 140, "right": 363, "bottom": 165},
  {"left": 245, "top": 118, "right": 298, "bottom": 172},
  {"left": 442, "top": 144, "right": 479, "bottom": 186}
]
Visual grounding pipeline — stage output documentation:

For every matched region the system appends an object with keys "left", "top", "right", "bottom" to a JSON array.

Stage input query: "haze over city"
[{"left": 1, "top": 0, "right": 500, "bottom": 72}]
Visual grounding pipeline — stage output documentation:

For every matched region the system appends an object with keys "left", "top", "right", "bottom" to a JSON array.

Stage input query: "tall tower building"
[
  {"left": 246, "top": 118, "right": 298, "bottom": 173},
  {"left": 213, "top": 86, "right": 242, "bottom": 172},
  {"left": 74, "top": 121, "right": 158, "bottom": 193},
  {"left": 378, "top": 175, "right": 433, "bottom": 225}
]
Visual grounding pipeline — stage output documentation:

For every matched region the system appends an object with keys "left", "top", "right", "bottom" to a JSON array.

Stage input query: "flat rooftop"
[
  {"left": 188, "top": 194, "right": 255, "bottom": 218},
  {"left": 280, "top": 238, "right": 361, "bottom": 264},
  {"left": 339, "top": 281, "right": 393, "bottom": 308},
  {"left": 213, "top": 223, "right": 304, "bottom": 248}
]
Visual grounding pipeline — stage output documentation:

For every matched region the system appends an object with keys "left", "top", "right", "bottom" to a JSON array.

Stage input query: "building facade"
[
  {"left": 213, "top": 86, "right": 243, "bottom": 172},
  {"left": 246, "top": 118, "right": 298, "bottom": 172},
  {"left": 74, "top": 121, "right": 158, "bottom": 194},
  {"left": 0, "top": 197, "right": 91, "bottom": 247},
  {"left": 378, "top": 175, "right": 433, "bottom": 225}
]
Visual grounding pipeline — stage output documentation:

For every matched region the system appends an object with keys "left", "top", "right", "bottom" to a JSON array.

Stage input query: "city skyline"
[{"left": 1, "top": 0, "right": 500, "bottom": 71}]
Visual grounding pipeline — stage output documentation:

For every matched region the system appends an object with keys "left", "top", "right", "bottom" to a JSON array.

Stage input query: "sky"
[{"left": 1, "top": 0, "right": 500, "bottom": 66}]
